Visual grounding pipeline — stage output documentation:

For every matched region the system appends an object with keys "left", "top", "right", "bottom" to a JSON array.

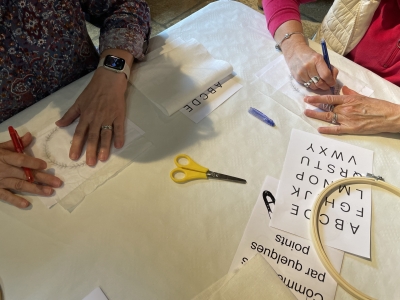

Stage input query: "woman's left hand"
[
  {"left": 304, "top": 86, "right": 400, "bottom": 135},
  {"left": 55, "top": 67, "right": 127, "bottom": 166}
]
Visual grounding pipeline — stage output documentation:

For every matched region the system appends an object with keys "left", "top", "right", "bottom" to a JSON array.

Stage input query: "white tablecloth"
[{"left": 1, "top": 1, "right": 400, "bottom": 299}]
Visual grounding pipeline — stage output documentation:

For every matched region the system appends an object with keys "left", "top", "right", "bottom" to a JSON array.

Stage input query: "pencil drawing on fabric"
[{"left": 43, "top": 127, "right": 86, "bottom": 169}]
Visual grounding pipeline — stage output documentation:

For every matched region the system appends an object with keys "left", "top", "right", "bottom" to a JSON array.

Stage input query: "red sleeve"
[{"left": 262, "top": 0, "right": 315, "bottom": 37}]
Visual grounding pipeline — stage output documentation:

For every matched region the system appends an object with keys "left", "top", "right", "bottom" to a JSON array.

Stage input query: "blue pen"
[
  {"left": 248, "top": 107, "right": 275, "bottom": 127},
  {"left": 321, "top": 39, "right": 336, "bottom": 95}
]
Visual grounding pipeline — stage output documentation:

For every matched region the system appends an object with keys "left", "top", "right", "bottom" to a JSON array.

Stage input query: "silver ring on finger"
[
  {"left": 303, "top": 80, "right": 312, "bottom": 88},
  {"left": 311, "top": 76, "right": 320, "bottom": 84},
  {"left": 101, "top": 125, "right": 113, "bottom": 131},
  {"left": 331, "top": 113, "right": 339, "bottom": 125}
]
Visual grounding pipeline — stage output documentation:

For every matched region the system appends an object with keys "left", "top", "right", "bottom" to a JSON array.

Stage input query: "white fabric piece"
[
  {"left": 192, "top": 254, "right": 296, "bottom": 300},
  {"left": 28, "top": 119, "right": 147, "bottom": 212},
  {"left": 130, "top": 39, "right": 233, "bottom": 116},
  {"left": 0, "top": 2, "right": 400, "bottom": 300},
  {"left": 57, "top": 136, "right": 152, "bottom": 212}
]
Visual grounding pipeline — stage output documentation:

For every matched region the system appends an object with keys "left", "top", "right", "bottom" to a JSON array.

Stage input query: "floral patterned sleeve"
[{"left": 80, "top": 0, "right": 151, "bottom": 60}]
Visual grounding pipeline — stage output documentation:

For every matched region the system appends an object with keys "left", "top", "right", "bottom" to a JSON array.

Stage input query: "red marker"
[{"left": 8, "top": 126, "right": 34, "bottom": 183}]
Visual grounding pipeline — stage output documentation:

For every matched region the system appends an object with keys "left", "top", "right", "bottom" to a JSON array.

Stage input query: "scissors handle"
[
  {"left": 170, "top": 168, "right": 207, "bottom": 183},
  {"left": 174, "top": 154, "right": 208, "bottom": 173}
]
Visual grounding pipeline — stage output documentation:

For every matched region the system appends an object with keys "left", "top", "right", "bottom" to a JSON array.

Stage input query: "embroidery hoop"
[{"left": 310, "top": 174, "right": 400, "bottom": 300}]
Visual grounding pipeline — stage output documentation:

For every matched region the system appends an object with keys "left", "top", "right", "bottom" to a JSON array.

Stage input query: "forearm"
[
  {"left": 262, "top": 0, "right": 314, "bottom": 36},
  {"left": 100, "top": 0, "right": 150, "bottom": 60},
  {"left": 82, "top": 0, "right": 150, "bottom": 60},
  {"left": 274, "top": 20, "right": 307, "bottom": 53},
  {"left": 386, "top": 103, "right": 400, "bottom": 133}
]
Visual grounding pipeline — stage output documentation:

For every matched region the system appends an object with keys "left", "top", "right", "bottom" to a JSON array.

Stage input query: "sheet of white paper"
[
  {"left": 230, "top": 176, "right": 344, "bottom": 300},
  {"left": 270, "top": 129, "right": 373, "bottom": 258},
  {"left": 28, "top": 120, "right": 145, "bottom": 209},
  {"left": 82, "top": 287, "right": 108, "bottom": 300},
  {"left": 257, "top": 55, "right": 374, "bottom": 110},
  {"left": 180, "top": 74, "right": 242, "bottom": 123}
]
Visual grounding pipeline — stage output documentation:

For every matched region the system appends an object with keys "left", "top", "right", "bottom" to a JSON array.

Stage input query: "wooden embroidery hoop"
[{"left": 310, "top": 174, "right": 400, "bottom": 300}]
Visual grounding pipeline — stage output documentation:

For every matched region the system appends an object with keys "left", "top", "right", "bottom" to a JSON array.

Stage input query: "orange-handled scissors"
[{"left": 170, "top": 154, "right": 247, "bottom": 184}]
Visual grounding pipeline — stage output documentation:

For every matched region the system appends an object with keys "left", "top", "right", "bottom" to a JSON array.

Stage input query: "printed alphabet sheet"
[
  {"left": 230, "top": 176, "right": 344, "bottom": 300},
  {"left": 270, "top": 129, "right": 373, "bottom": 258}
]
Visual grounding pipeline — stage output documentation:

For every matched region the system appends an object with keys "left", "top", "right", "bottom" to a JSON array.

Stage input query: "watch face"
[{"left": 104, "top": 55, "right": 125, "bottom": 71}]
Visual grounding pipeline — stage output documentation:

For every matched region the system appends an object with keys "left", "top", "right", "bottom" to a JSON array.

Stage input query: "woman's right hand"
[
  {"left": 274, "top": 20, "right": 338, "bottom": 91},
  {"left": 0, "top": 132, "right": 62, "bottom": 209},
  {"left": 283, "top": 41, "right": 339, "bottom": 91}
]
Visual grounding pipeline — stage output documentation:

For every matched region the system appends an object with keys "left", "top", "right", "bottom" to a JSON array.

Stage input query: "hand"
[
  {"left": 304, "top": 86, "right": 400, "bottom": 135},
  {"left": 274, "top": 21, "right": 338, "bottom": 91},
  {"left": 283, "top": 42, "right": 339, "bottom": 91},
  {"left": 0, "top": 133, "right": 63, "bottom": 208},
  {"left": 56, "top": 67, "right": 127, "bottom": 166}
]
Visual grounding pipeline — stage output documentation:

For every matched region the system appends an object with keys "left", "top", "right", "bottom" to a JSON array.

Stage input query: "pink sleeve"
[{"left": 262, "top": 0, "right": 315, "bottom": 37}]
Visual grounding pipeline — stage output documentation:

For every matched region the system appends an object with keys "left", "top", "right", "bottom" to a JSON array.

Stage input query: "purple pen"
[
  {"left": 321, "top": 39, "right": 336, "bottom": 95},
  {"left": 248, "top": 107, "right": 275, "bottom": 127}
]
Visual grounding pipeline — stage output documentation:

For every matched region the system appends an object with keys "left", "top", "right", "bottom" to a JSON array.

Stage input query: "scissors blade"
[{"left": 206, "top": 171, "right": 247, "bottom": 184}]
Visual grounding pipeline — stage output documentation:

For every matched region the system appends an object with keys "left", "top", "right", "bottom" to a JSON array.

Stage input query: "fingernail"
[
  {"left": 87, "top": 158, "right": 96, "bottom": 166},
  {"left": 98, "top": 151, "right": 105, "bottom": 161},
  {"left": 44, "top": 186, "right": 53, "bottom": 195},
  {"left": 22, "top": 200, "right": 31, "bottom": 208},
  {"left": 70, "top": 153, "right": 78, "bottom": 160},
  {"left": 304, "top": 97, "right": 309, "bottom": 102}
]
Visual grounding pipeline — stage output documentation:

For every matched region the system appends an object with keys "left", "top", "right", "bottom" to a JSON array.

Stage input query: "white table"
[{"left": 1, "top": 1, "right": 400, "bottom": 299}]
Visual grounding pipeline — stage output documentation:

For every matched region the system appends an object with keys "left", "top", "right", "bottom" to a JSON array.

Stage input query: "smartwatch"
[{"left": 97, "top": 55, "right": 130, "bottom": 80}]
